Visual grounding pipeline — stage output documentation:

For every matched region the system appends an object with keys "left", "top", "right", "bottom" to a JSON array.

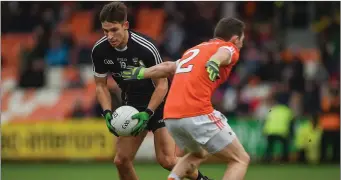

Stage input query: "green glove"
[
  {"left": 205, "top": 59, "right": 220, "bottom": 82},
  {"left": 103, "top": 110, "right": 119, "bottom": 137},
  {"left": 131, "top": 109, "right": 153, "bottom": 136},
  {"left": 122, "top": 66, "right": 146, "bottom": 80}
]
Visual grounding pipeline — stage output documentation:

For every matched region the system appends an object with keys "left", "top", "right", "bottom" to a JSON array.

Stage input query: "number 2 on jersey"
[{"left": 175, "top": 49, "right": 200, "bottom": 74}]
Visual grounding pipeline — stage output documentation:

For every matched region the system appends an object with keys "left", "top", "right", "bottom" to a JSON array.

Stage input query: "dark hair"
[
  {"left": 214, "top": 17, "right": 245, "bottom": 41},
  {"left": 99, "top": 2, "right": 127, "bottom": 23}
]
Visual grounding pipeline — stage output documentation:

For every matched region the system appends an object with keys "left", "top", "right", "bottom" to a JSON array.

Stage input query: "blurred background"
[{"left": 1, "top": 1, "right": 340, "bottom": 180}]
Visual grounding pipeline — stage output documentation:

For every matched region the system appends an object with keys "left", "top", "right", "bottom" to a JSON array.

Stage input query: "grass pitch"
[{"left": 2, "top": 162, "right": 340, "bottom": 180}]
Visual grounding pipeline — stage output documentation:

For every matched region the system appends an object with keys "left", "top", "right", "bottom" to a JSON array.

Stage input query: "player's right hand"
[
  {"left": 122, "top": 66, "right": 145, "bottom": 80},
  {"left": 205, "top": 59, "right": 220, "bottom": 82},
  {"left": 103, "top": 110, "right": 119, "bottom": 137},
  {"left": 130, "top": 111, "right": 151, "bottom": 136}
]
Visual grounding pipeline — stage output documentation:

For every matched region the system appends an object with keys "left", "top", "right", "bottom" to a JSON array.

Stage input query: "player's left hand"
[
  {"left": 205, "top": 59, "right": 220, "bottom": 82},
  {"left": 122, "top": 66, "right": 146, "bottom": 80},
  {"left": 131, "top": 111, "right": 151, "bottom": 136}
]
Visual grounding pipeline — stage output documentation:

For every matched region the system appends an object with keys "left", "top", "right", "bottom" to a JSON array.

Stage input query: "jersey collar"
[
  {"left": 209, "top": 38, "right": 239, "bottom": 50},
  {"left": 115, "top": 46, "right": 127, "bottom": 51},
  {"left": 210, "top": 38, "right": 225, "bottom": 43}
]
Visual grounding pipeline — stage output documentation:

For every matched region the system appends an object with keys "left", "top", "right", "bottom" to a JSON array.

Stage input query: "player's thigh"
[
  {"left": 153, "top": 127, "right": 177, "bottom": 157},
  {"left": 175, "top": 145, "right": 186, "bottom": 157},
  {"left": 165, "top": 119, "right": 204, "bottom": 156},
  {"left": 153, "top": 127, "right": 178, "bottom": 169},
  {"left": 185, "top": 110, "right": 247, "bottom": 161},
  {"left": 115, "top": 131, "right": 148, "bottom": 161},
  {"left": 201, "top": 116, "right": 236, "bottom": 154},
  {"left": 210, "top": 134, "right": 249, "bottom": 165},
  {"left": 153, "top": 126, "right": 187, "bottom": 157},
  {"left": 185, "top": 110, "right": 230, "bottom": 148}
]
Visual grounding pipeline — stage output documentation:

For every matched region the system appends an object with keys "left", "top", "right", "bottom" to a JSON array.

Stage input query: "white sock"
[{"left": 168, "top": 172, "right": 181, "bottom": 180}]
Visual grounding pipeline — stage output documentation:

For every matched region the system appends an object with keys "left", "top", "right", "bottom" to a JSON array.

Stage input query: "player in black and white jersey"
[{"left": 92, "top": 2, "right": 211, "bottom": 180}]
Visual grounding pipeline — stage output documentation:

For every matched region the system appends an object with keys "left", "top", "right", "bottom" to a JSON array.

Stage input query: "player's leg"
[
  {"left": 214, "top": 138, "right": 250, "bottom": 180},
  {"left": 168, "top": 147, "right": 209, "bottom": 180},
  {"left": 153, "top": 127, "right": 177, "bottom": 170},
  {"left": 163, "top": 118, "right": 211, "bottom": 180},
  {"left": 175, "top": 145, "right": 186, "bottom": 157},
  {"left": 114, "top": 131, "right": 148, "bottom": 180},
  {"left": 150, "top": 107, "right": 211, "bottom": 180},
  {"left": 184, "top": 110, "right": 249, "bottom": 180},
  {"left": 153, "top": 127, "right": 209, "bottom": 180},
  {"left": 207, "top": 126, "right": 250, "bottom": 180},
  {"left": 148, "top": 109, "right": 178, "bottom": 171}
]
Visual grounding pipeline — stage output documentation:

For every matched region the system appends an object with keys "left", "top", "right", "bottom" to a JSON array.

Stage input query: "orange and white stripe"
[{"left": 207, "top": 113, "right": 224, "bottom": 130}]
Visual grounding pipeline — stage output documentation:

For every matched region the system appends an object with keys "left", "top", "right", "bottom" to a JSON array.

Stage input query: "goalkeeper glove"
[
  {"left": 205, "top": 59, "right": 220, "bottom": 82},
  {"left": 131, "top": 108, "right": 154, "bottom": 136},
  {"left": 122, "top": 66, "right": 146, "bottom": 80},
  {"left": 103, "top": 110, "right": 119, "bottom": 137}
]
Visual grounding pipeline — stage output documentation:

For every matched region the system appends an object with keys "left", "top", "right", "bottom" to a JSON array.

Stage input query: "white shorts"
[{"left": 165, "top": 110, "right": 236, "bottom": 154}]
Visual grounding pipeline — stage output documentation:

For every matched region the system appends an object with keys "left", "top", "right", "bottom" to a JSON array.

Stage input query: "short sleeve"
[
  {"left": 220, "top": 44, "right": 239, "bottom": 65},
  {"left": 221, "top": 46, "right": 236, "bottom": 56},
  {"left": 91, "top": 46, "right": 108, "bottom": 78}
]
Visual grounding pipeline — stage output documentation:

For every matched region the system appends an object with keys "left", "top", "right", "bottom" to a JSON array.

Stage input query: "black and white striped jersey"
[{"left": 91, "top": 30, "right": 167, "bottom": 109}]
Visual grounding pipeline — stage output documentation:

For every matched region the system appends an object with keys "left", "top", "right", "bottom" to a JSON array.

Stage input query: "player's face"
[
  {"left": 102, "top": 21, "right": 129, "bottom": 48},
  {"left": 235, "top": 32, "right": 245, "bottom": 49}
]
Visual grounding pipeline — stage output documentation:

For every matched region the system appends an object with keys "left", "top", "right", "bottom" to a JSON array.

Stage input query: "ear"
[
  {"left": 230, "top": 35, "right": 239, "bottom": 42},
  {"left": 123, "top": 21, "right": 129, "bottom": 30}
]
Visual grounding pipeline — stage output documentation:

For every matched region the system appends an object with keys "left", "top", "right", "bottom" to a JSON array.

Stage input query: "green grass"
[{"left": 2, "top": 162, "right": 340, "bottom": 180}]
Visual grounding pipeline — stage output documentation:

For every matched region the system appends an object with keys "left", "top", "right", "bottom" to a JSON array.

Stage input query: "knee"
[
  {"left": 192, "top": 150, "right": 208, "bottom": 159},
  {"left": 185, "top": 161, "right": 197, "bottom": 175},
  {"left": 242, "top": 152, "right": 251, "bottom": 165},
  {"left": 234, "top": 151, "right": 250, "bottom": 166},
  {"left": 114, "top": 154, "right": 133, "bottom": 168},
  {"left": 157, "top": 156, "right": 177, "bottom": 171}
]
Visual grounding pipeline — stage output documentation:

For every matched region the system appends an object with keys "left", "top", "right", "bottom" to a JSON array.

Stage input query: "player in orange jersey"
[{"left": 123, "top": 17, "right": 250, "bottom": 180}]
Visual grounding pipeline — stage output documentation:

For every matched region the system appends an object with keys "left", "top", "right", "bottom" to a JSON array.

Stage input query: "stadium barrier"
[
  {"left": 2, "top": 118, "right": 303, "bottom": 162},
  {"left": 1, "top": 120, "right": 116, "bottom": 160}
]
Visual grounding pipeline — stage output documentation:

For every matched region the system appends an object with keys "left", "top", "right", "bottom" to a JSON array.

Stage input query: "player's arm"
[
  {"left": 92, "top": 48, "right": 118, "bottom": 136},
  {"left": 147, "top": 77, "right": 168, "bottom": 111},
  {"left": 209, "top": 46, "right": 234, "bottom": 66},
  {"left": 92, "top": 48, "right": 112, "bottom": 111},
  {"left": 122, "top": 61, "right": 177, "bottom": 80},
  {"left": 144, "top": 46, "right": 169, "bottom": 112},
  {"left": 143, "top": 61, "right": 177, "bottom": 79},
  {"left": 131, "top": 75, "right": 168, "bottom": 136},
  {"left": 130, "top": 44, "right": 169, "bottom": 136},
  {"left": 205, "top": 46, "right": 234, "bottom": 81},
  {"left": 94, "top": 76, "right": 119, "bottom": 136},
  {"left": 94, "top": 76, "right": 112, "bottom": 112}
]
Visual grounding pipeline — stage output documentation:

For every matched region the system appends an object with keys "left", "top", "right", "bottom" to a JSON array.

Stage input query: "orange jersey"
[{"left": 164, "top": 39, "right": 240, "bottom": 119}]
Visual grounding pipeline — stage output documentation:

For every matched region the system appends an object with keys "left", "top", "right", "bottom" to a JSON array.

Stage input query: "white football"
[{"left": 111, "top": 106, "right": 139, "bottom": 136}]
